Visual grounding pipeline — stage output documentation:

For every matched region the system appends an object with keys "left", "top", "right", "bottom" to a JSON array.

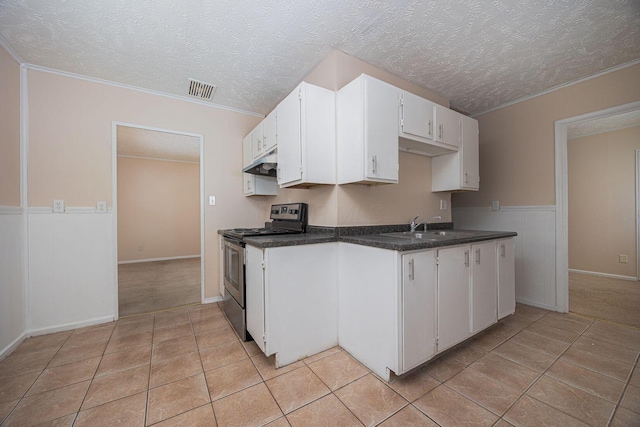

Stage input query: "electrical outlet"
[
  {"left": 491, "top": 200, "right": 500, "bottom": 211},
  {"left": 138, "top": 246, "right": 144, "bottom": 252},
  {"left": 53, "top": 199, "right": 64, "bottom": 213},
  {"left": 440, "top": 199, "right": 447, "bottom": 210},
  {"left": 619, "top": 254, "right": 628, "bottom": 264},
  {"left": 97, "top": 201, "right": 107, "bottom": 213}
]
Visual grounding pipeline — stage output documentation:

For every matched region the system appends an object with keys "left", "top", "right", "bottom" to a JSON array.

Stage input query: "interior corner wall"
[
  {"left": 568, "top": 126, "right": 640, "bottom": 278},
  {"left": 0, "top": 44, "right": 26, "bottom": 357},
  {"left": 117, "top": 156, "right": 200, "bottom": 262}
]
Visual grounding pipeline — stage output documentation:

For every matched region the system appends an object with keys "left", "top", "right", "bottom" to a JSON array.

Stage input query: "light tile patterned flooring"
[{"left": 0, "top": 303, "right": 639, "bottom": 426}]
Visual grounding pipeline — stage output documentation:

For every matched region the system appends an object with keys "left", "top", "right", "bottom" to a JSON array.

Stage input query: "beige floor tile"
[
  {"left": 0, "top": 348, "right": 56, "bottom": 378},
  {"left": 241, "top": 340, "right": 263, "bottom": 357},
  {"left": 147, "top": 373, "right": 211, "bottom": 425},
  {"left": 444, "top": 343, "right": 487, "bottom": 366},
  {"left": 188, "top": 307, "right": 222, "bottom": 324},
  {"left": 266, "top": 365, "right": 330, "bottom": 414},
  {"left": 251, "top": 353, "right": 304, "bottom": 381},
  {"left": 470, "top": 326, "right": 516, "bottom": 351},
  {"left": 152, "top": 334, "right": 198, "bottom": 363},
  {"left": 0, "top": 399, "right": 18, "bottom": 423},
  {"left": 493, "top": 339, "right": 557, "bottom": 372},
  {"left": 620, "top": 384, "right": 640, "bottom": 414},
  {"left": 63, "top": 324, "right": 115, "bottom": 348},
  {"left": 36, "top": 413, "right": 77, "bottom": 426},
  {"left": 27, "top": 356, "right": 100, "bottom": 396},
  {"left": 546, "top": 359, "right": 625, "bottom": 403},
  {"left": 558, "top": 346, "right": 633, "bottom": 382},
  {"left": 536, "top": 312, "right": 593, "bottom": 334},
  {"left": 583, "top": 321, "right": 640, "bottom": 351},
  {"left": 195, "top": 325, "right": 237, "bottom": 350},
  {"left": 82, "top": 364, "right": 149, "bottom": 409},
  {"left": 509, "top": 331, "right": 569, "bottom": 357},
  {"left": 334, "top": 374, "right": 407, "bottom": 427},
  {"left": 527, "top": 375, "right": 615, "bottom": 426},
  {"left": 154, "top": 311, "right": 191, "bottom": 329},
  {"left": 9, "top": 331, "right": 71, "bottom": 357},
  {"left": 307, "top": 350, "right": 368, "bottom": 391},
  {"left": 422, "top": 355, "right": 465, "bottom": 382},
  {"left": 301, "top": 347, "right": 342, "bottom": 365},
  {"left": 494, "top": 419, "right": 516, "bottom": 427},
  {"left": 191, "top": 313, "right": 230, "bottom": 334},
  {"left": 152, "top": 403, "right": 217, "bottom": 427},
  {"left": 571, "top": 335, "right": 638, "bottom": 365},
  {"left": 524, "top": 322, "right": 581, "bottom": 344},
  {"left": 153, "top": 323, "right": 193, "bottom": 343},
  {"left": 470, "top": 353, "right": 539, "bottom": 392},
  {"left": 387, "top": 368, "right": 440, "bottom": 402},
  {"left": 413, "top": 384, "right": 498, "bottom": 427},
  {"left": 503, "top": 395, "right": 589, "bottom": 427},
  {"left": 286, "top": 393, "right": 362, "bottom": 427},
  {"left": 212, "top": 382, "right": 282, "bottom": 427},
  {"left": 377, "top": 405, "right": 437, "bottom": 426},
  {"left": 205, "top": 358, "right": 262, "bottom": 401},
  {"left": 513, "top": 303, "right": 549, "bottom": 321},
  {"left": 150, "top": 351, "right": 203, "bottom": 388},
  {"left": 0, "top": 371, "right": 40, "bottom": 404},
  {"left": 266, "top": 416, "right": 291, "bottom": 427},
  {"left": 610, "top": 406, "right": 640, "bottom": 427},
  {"left": 104, "top": 331, "right": 152, "bottom": 354},
  {"left": 447, "top": 367, "right": 522, "bottom": 415},
  {"left": 74, "top": 391, "right": 146, "bottom": 427},
  {"left": 199, "top": 341, "right": 248, "bottom": 372},
  {"left": 95, "top": 346, "right": 151, "bottom": 377},
  {"left": 630, "top": 368, "right": 640, "bottom": 387},
  {"left": 2, "top": 380, "right": 90, "bottom": 426},
  {"left": 111, "top": 316, "right": 154, "bottom": 338},
  {"left": 48, "top": 341, "right": 107, "bottom": 367}
]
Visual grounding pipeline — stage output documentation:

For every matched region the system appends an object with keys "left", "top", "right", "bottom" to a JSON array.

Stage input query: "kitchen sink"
[{"left": 381, "top": 230, "right": 480, "bottom": 240}]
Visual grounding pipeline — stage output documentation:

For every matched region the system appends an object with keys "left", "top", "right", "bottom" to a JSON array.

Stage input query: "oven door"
[{"left": 223, "top": 238, "right": 245, "bottom": 306}]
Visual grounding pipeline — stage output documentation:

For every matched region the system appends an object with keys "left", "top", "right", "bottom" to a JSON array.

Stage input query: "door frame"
[
  {"left": 554, "top": 101, "right": 640, "bottom": 312},
  {"left": 111, "top": 122, "right": 205, "bottom": 319},
  {"left": 636, "top": 149, "right": 640, "bottom": 280}
]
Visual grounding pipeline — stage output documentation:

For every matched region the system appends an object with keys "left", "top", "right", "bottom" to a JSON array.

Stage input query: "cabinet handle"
[
  {"left": 464, "top": 172, "right": 468, "bottom": 184},
  {"left": 475, "top": 248, "right": 481, "bottom": 264},
  {"left": 501, "top": 244, "right": 506, "bottom": 258},
  {"left": 408, "top": 259, "right": 415, "bottom": 280},
  {"left": 464, "top": 250, "right": 469, "bottom": 267},
  {"left": 372, "top": 155, "right": 377, "bottom": 174},
  {"left": 247, "top": 180, "right": 252, "bottom": 191},
  {"left": 438, "top": 124, "right": 443, "bottom": 139},
  {"left": 277, "top": 168, "right": 281, "bottom": 183},
  {"left": 428, "top": 120, "right": 432, "bottom": 136}
]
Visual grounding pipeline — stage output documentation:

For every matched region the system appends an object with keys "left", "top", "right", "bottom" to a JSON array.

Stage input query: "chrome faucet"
[{"left": 410, "top": 215, "right": 442, "bottom": 232}]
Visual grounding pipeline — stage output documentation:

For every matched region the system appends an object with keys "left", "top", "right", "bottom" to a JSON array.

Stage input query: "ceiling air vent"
[{"left": 188, "top": 78, "right": 217, "bottom": 100}]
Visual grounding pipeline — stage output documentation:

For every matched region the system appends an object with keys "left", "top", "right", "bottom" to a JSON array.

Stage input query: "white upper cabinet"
[
  {"left": 261, "top": 109, "right": 277, "bottom": 156},
  {"left": 243, "top": 121, "right": 277, "bottom": 197},
  {"left": 250, "top": 122, "right": 265, "bottom": 161},
  {"left": 337, "top": 74, "right": 399, "bottom": 184},
  {"left": 400, "top": 91, "right": 434, "bottom": 141},
  {"left": 434, "top": 104, "right": 461, "bottom": 148},
  {"left": 431, "top": 114, "right": 479, "bottom": 192},
  {"left": 277, "top": 82, "right": 335, "bottom": 188},
  {"left": 243, "top": 133, "right": 253, "bottom": 168}
]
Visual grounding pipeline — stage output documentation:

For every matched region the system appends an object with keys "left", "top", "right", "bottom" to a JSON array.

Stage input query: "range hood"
[{"left": 242, "top": 153, "right": 277, "bottom": 177}]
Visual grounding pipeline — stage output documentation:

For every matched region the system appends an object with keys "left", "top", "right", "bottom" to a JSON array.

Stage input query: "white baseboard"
[
  {"left": 202, "top": 296, "right": 224, "bottom": 304},
  {"left": 516, "top": 297, "right": 561, "bottom": 313},
  {"left": 0, "top": 332, "right": 27, "bottom": 361},
  {"left": 0, "top": 206, "right": 23, "bottom": 215},
  {"left": 569, "top": 269, "right": 638, "bottom": 282},
  {"left": 28, "top": 315, "right": 115, "bottom": 337},
  {"left": 118, "top": 255, "right": 201, "bottom": 265}
]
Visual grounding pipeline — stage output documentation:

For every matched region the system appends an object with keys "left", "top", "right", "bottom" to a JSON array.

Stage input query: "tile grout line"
[{"left": 606, "top": 352, "right": 640, "bottom": 427}]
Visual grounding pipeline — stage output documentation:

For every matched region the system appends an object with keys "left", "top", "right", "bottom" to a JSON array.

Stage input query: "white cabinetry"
[
  {"left": 242, "top": 124, "right": 277, "bottom": 196},
  {"left": 337, "top": 74, "right": 398, "bottom": 184},
  {"left": 470, "top": 241, "right": 497, "bottom": 333},
  {"left": 434, "top": 104, "right": 461, "bottom": 148},
  {"left": 245, "top": 243, "right": 338, "bottom": 367},
  {"left": 497, "top": 238, "right": 516, "bottom": 319},
  {"left": 436, "top": 246, "right": 471, "bottom": 351},
  {"left": 432, "top": 114, "right": 479, "bottom": 192},
  {"left": 250, "top": 122, "right": 264, "bottom": 161},
  {"left": 277, "top": 82, "right": 335, "bottom": 188}
]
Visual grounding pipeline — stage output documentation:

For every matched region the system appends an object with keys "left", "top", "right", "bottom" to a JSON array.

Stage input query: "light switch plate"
[
  {"left": 97, "top": 201, "right": 107, "bottom": 213},
  {"left": 53, "top": 199, "right": 64, "bottom": 213},
  {"left": 440, "top": 199, "right": 447, "bottom": 210},
  {"left": 209, "top": 196, "right": 216, "bottom": 206}
]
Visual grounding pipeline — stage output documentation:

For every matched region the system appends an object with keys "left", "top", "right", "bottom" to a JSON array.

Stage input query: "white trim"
[
  {"left": 474, "top": 59, "right": 640, "bottom": 117},
  {"left": 515, "top": 297, "right": 558, "bottom": 312},
  {"left": 637, "top": 150, "right": 640, "bottom": 281},
  {"left": 453, "top": 205, "right": 555, "bottom": 212},
  {"left": 28, "top": 316, "right": 115, "bottom": 336},
  {"left": 0, "top": 35, "right": 25, "bottom": 64},
  {"left": 0, "top": 333, "right": 26, "bottom": 362},
  {"left": 117, "top": 154, "right": 199, "bottom": 164},
  {"left": 26, "top": 64, "right": 264, "bottom": 118},
  {"left": 568, "top": 122, "right": 640, "bottom": 140},
  {"left": 0, "top": 206, "right": 23, "bottom": 214},
  {"left": 112, "top": 124, "right": 119, "bottom": 319},
  {"left": 202, "top": 296, "right": 224, "bottom": 304},
  {"left": 64, "top": 207, "right": 99, "bottom": 213},
  {"left": 28, "top": 207, "right": 53, "bottom": 214},
  {"left": 118, "top": 255, "right": 201, "bottom": 265},
  {"left": 569, "top": 269, "right": 638, "bottom": 282},
  {"left": 555, "top": 101, "right": 640, "bottom": 314},
  {"left": 21, "top": 63, "right": 30, "bottom": 333}
]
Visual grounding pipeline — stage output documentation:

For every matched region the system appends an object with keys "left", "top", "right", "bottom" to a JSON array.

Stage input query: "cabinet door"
[
  {"left": 277, "top": 86, "right": 303, "bottom": 186},
  {"left": 471, "top": 241, "right": 497, "bottom": 333},
  {"left": 242, "top": 133, "right": 252, "bottom": 168},
  {"left": 365, "top": 77, "right": 399, "bottom": 182},
  {"left": 243, "top": 173, "right": 254, "bottom": 195},
  {"left": 498, "top": 238, "right": 516, "bottom": 319},
  {"left": 461, "top": 115, "right": 479, "bottom": 189},
  {"left": 246, "top": 245, "right": 266, "bottom": 353},
  {"left": 437, "top": 246, "right": 470, "bottom": 351},
  {"left": 263, "top": 109, "right": 277, "bottom": 154},
  {"left": 251, "top": 122, "right": 264, "bottom": 161},
  {"left": 400, "top": 91, "right": 433, "bottom": 140},
  {"left": 402, "top": 251, "right": 436, "bottom": 372},
  {"left": 434, "top": 105, "right": 461, "bottom": 148}
]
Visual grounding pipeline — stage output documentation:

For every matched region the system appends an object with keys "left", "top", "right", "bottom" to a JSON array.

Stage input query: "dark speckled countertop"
[{"left": 232, "top": 223, "right": 517, "bottom": 250}]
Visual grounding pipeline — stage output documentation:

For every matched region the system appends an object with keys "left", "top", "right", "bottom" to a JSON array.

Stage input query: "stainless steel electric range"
[{"left": 221, "top": 203, "right": 308, "bottom": 340}]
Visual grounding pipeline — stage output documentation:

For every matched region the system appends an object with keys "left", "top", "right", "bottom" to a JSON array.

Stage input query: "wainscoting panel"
[
  {"left": 453, "top": 206, "right": 558, "bottom": 311},
  {"left": 0, "top": 209, "right": 26, "bottom": 358},
  {"left": 28, "top": 212, "right": 115, "bottom": 333}
]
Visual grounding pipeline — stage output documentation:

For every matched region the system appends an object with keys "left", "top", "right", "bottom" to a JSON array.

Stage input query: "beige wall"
[
  {"left": 453, "top": 64, "right": 640, "bottom": 208},
  {"left": 27, "top": 69, "right": 263, "bottom": 299},
  {"left": 117, "top": 156, "right": 200, "bottom": 262},
  {"left": 0, "top": 45, "right": 21, "bottom": 206},
  {"left": 568, "top": 126, "right": 640, "bottom": 277}
]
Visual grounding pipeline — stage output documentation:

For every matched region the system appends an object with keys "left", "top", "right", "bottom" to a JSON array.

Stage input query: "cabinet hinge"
[
  {"left": 262, "top": 334, "right": 266, "bottom": 343},
  {"left": 298, "top": 88, "right": 302, "bottom": 100},
  {"left": 300, "top": 165, "right": 303, "bottom": 173},
  {"left": 435, "top": 256, "right": 439, "bottom": 265},
  {"left": 261, "top": 260, "right": 265, "bottom": 270},
  {"left": 435, "top": 337, "right": 439, "bottom": 346}
]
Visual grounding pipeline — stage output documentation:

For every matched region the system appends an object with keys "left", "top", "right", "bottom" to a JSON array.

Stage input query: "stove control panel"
[{"left": 270, "top": 203, "right": 308, "bottom": 222}]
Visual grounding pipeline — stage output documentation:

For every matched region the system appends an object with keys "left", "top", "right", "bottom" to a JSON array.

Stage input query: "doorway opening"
[{"left": 112, "top": 123, "right": 205, "bottom": 317}]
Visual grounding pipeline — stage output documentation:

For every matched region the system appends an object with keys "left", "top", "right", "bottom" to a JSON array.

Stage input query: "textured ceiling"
[
  {"left": 568, "top": 110, "right": 640, "bottom": 140},
  {"left": 117, "top": 126, "right": 200, "bottom": 163},
  {"left": 1, "top": 0, "right": 639, "bottom": 116}
]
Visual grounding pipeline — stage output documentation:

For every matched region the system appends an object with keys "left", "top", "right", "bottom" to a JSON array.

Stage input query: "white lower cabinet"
[
  {"left": 470, "top": 241, "right": 498, "bottom": 334},
  {"left": 497, "top": 238, "right": 516, "bottom": 319},
  {"left": 436, "top": 246, "right": 471, "bottom": 351},
  {"left": 245, "top": 243, "right": 337, "bottom": 367}
]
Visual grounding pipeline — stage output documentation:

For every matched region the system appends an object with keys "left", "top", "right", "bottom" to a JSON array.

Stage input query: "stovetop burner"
[{"left": 222, "top": 203, "right": 308, "bottom": 241}]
